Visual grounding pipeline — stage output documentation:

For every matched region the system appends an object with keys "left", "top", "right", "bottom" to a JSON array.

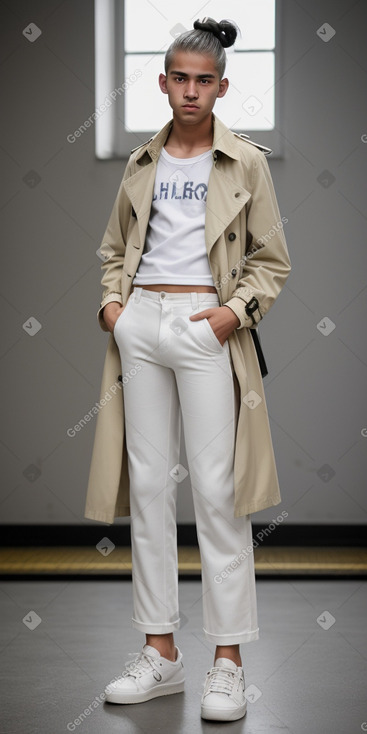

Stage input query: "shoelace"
[
  {"left": 205, "top": 667, "right": 239, "bottom": 695},
  {"left": 121, "top": 651, "right": 161, "bottom": 680}
]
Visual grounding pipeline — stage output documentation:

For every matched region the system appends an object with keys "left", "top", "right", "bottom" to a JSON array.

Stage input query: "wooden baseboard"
[{"left": 0, "top": 546, "right": 366, "bottom": 577}]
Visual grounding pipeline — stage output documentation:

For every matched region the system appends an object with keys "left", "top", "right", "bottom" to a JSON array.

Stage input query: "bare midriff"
[{"left": 132, "top": 284, "right": 217, "bottom": 293}]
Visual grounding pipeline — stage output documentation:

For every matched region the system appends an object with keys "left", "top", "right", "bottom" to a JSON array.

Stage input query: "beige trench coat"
[{"left": 84, "top": 114, "right": 291, "bottom": 525}]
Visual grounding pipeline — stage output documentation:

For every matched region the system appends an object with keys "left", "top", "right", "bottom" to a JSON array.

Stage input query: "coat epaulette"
[
  {"left": 130, "top": 137, "right": 154, "bottom": 153},
  {"left": 233, "top": 132, "right": 272, "bottom": 156}
]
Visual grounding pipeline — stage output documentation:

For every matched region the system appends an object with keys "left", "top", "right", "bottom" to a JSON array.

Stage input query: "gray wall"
[{"left": 1, "top": 0, "right": 366, "bottom": 526}]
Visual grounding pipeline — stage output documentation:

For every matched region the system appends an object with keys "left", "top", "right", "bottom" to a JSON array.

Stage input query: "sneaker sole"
[
  {"left": 105, "top": 679, "right": 185, "bottom": 704},
  {"left": 201, "top": 701, "right": 247, "bottom": 721}
]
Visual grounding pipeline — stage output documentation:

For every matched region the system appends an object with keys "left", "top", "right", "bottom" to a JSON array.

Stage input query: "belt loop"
[
  {"left": 190, "top": 291, "right": 199, "bottom": 310},
  {"left": 134, "top": 286, "right": 142, "bottom": 304}
]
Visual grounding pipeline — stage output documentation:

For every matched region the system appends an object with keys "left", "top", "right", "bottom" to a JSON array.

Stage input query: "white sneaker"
[
  {"left": 104, "top": 644, "right": 184, "bottom": 704},
  {"left": 201, "top": 657, "right": 247, "bottom": 721}
]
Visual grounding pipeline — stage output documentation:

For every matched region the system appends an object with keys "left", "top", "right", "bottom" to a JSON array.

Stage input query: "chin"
[{"left": 175, "top": 110, "right": 206, "bottom": 123}]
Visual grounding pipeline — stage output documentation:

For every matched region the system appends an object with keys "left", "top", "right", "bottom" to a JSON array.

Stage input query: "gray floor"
[{"left": 0, "top": 579, "right": 366, "bottom": 734}]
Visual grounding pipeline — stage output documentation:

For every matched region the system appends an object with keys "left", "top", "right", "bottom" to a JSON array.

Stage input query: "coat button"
[
  {"left": 231, "top": 268, "right": 237, "bottom": 277},
  {"left": 228, "top": 232, "right": 236, "bottom": 241},
  {"left": 234, "top": 192, "right": 240, "bottom": 198}
]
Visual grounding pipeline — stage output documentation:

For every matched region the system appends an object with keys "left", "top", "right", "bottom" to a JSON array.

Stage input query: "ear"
[
  {"left": 159, "top": 73, "right": 168, "bottom": 94},
  {"left": 217, "top": 77, "right": 229, "bottom": 99}
]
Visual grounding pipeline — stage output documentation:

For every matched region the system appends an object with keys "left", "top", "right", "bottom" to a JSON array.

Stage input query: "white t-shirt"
[{"left": 133, "top": 147, "right": 215, "bottom": 286}]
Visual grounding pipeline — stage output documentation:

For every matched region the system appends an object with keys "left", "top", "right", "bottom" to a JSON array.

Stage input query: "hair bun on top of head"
[{"left": 193, "top": 17, "right": 238, "bottom": 48}]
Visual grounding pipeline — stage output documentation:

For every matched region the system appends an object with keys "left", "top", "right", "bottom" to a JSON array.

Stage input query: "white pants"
[{"left": 114, "top": 286, "right": 259, "bottom": 645}]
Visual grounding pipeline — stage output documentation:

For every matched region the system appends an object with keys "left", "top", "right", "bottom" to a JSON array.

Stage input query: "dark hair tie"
[{"left": 193, "top": 17, "right": 238, "bottom": 48}]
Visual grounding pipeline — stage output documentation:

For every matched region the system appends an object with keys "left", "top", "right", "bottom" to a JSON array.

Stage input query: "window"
[{"left": 95, "top": 0, "right": 282, "bottom": 158}]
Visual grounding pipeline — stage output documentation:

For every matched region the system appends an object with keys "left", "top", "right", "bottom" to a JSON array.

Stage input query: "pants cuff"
[
  {"left": 132, "top": 617, "right": 180, "bottom": 634},
  {"left": 203, "top": 627, "right": 260, "bottom": 645}
]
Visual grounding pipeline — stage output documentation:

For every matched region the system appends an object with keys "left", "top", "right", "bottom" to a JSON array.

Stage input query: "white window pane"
[
  {"left": 218, "top": 52, "right": 275, "bottom": 130},
  {"left": 125, "top": 0, "right": 180, "bottom": 53},
  {"left": 125, "top": 0, "right": 275, "bottom": 52},
  {"left": 234, "top": 0, "right": 275, "bottom": 50},
  {"left": 125, "top": 51, "right": 274, "bottom": 132},
  {"left": 125, "top": 54, "right": 170, "bottom": 131}
]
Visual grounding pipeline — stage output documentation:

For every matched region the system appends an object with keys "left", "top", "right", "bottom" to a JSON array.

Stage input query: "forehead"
[{"left": 167, "top": 50, "right": 218, "bottom": 76}]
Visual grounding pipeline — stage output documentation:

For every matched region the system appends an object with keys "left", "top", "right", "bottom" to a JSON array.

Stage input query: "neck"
[{"left": 167, "top": 112, "right": 214, "bottom": 150}]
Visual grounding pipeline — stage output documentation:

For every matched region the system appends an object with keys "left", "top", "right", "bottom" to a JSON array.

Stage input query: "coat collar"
[{"left": 135, "top": 113, "right": 241, "bottom": 164}]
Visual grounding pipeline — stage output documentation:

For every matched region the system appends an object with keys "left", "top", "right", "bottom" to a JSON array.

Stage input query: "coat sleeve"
[
  {"left": 96, "top": 159, "right": 134, "bottom": 332},
  {"left": 224, "top": 150, "right": 291, "bottom": 329}
]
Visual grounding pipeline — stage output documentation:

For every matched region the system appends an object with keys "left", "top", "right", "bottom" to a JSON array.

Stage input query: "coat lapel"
[
  {"left": 122, "top": 118, "right": 173, "bottom": 247},
  {"left": 205, "top": 165, "right": 251, "bottom": 258},
  {"left": 123, "top": 164, "right": 156, "bottom": 247}
]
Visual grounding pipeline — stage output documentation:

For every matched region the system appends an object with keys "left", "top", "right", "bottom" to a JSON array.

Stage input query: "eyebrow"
[{"left": 169, "top": 70, "right": 216, "bottom": 79}]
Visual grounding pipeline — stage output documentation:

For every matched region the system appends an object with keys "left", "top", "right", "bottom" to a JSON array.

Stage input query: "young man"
[{"left": 84, "top": 18, "right": 291, "bottom": 722}]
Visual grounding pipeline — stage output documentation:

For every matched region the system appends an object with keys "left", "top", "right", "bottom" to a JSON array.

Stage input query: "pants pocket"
[{"left": 199, "top": 315, "right": 225, "bottom": 351}]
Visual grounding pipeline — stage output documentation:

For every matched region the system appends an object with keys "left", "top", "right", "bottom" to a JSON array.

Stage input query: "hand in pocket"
[{"left": 103, "top": 302, "right": 125, "bottom": 333}]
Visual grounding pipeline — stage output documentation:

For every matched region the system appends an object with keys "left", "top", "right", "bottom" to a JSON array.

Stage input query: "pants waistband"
[{"left": 131, "top": 286, "right": 220, "bottom": 308}]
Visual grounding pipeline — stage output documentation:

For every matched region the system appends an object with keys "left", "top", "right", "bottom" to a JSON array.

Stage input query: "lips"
[{"left": 182, "top": 104, "right": 199, "bottom": 109}]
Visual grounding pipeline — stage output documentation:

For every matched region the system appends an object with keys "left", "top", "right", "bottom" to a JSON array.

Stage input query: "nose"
[{"left": 184, "top": 80, "right": 198, "bottom": 98}]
